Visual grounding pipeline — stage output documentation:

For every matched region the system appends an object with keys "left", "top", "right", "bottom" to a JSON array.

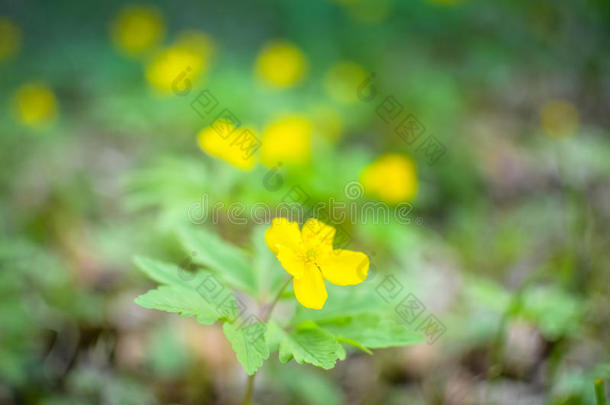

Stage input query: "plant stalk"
[
  {"left": 264, "top": 278, "right": 291, "bottom": 322},
  {"left": 241, "top": 277, "right": 291, "bottom": 405},
  {"left": 242, "top": 374, "right": 255, "bottom": 405},
  {"left": 595, "top": 379, "right": 607, "bottom": 405}
]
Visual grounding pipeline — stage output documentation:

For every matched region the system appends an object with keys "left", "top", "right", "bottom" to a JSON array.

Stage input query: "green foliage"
[
  {"left": 291, "top": 285, "right": 392, "bottom": 324},
  {"left": 177, "top": 226, "right": 257, "bottom": 294},
  {"left": 65, "top": 365, "right": 158, "bottom": 405},
  {"left": 133, "top": 256, "right": 219, "bottom": 325},
  {"left": 223, "top": 322, "right": 270, "bottom": 375},
  {"left": 134, "top": 225, "right": 423, "bottom": 376},
  {"left": 519, "top": 286, "right": 584, "bottom": 340},
  {"left": 3, "top": 0, "right": 609, "bottom": 402},
  {"left": 0, "top": 239, "right": 104, "bottom": 385},
  {"left": 147, "top": 324, "right": 191, "bottom": 377},
  {"left": 266, "top": 321, "right": 346, "bottom": 370},
  {"left": 251, "top": 225, "right": 286, "bottom": 297},
  {"left": 594, "top": 379, "right": 607, "bottom": 405},
  {"left": 268, "top": 363, "right": 344, "bottom": 405},
  {"left": 123, "top": 157, "right": 209, "bottom": 213},
  {"left": 318, "top": 314, "right": 424, "bottom": 351},
  {"left": 465, "top": 277, "right": 584, "bottom": 340}
]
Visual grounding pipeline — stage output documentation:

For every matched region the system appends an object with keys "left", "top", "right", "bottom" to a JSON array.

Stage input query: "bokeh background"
[{"left": 1, "top": 0, "right": 610, "bottom": 404}]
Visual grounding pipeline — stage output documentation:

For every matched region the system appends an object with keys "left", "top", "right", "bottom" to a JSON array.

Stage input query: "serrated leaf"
[
  {"left": 135, "top": 285, "right": 218, "bottom": 325},
  {"left": 134, "top": 256, "right": 195, "bottom": 287},
  {"left": 318, "top": 314, "right": 424, "bottom": 351},
  {"left": 291, "top": 284, "right": 393, "bottom": 325},
  {"left": 266, "top": 321, "right": 346, "bottom": 370},
  {"left": 223, "top": 322, "right": 269, "bottom": 375},
  {"left": 178, "top": 227, "right": 256, "bottom": 294},
  {"left": 133, "top": 256, "right": 219, "bottom": 325},
  {"left": 334, "top": 337, "right": 372, "bottom": 355}
]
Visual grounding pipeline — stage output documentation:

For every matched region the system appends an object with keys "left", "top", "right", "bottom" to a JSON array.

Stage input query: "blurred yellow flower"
[
  {"left": 266, "top": 217, "right": 369, "bottom": 309},
  {"left": 13, "top": 83, "right": 58, "bottom": 128},
  {"left": 255, "top": 40, "right": 307, "bottom": 89},
  {"left": 540, "top": 99, "right": 579, "bottom": 138},
  {"left": 146, "top": 30, "right": 214, "bottom": 94},
  {"left": 261, "top": 115, "right": 312, "bottom": 167},
  {"left": 0, "top": 17, "right": 22, "bottom": 62},
  {"left": 361, "top": 154, "right": 417, "bottom": 204},
  {"left": 197, "top": 122, "right": 256, "bottom": 171},
  {"left": 110, "top": 4, "right": 165, "bottom": 56},
  {"left": 324, "top": 62, "right": 368, "bottom": 104}
]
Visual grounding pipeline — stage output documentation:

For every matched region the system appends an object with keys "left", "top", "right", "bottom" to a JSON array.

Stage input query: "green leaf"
[
  {"left": 465, "top": 277, "right": 511, "bottom": 313},
  {"left": 291, "top": 285, "right": 392, "bottom": 325},
  {"left": 318, "top": 314, "right": 424, "bottom": 351},
  {"left": 334, "top": 337, "right": 372, "bottom": 355},
  {"left": 466, "top": 277, "right": 584, "bottom": 339},
  {"left": 135, "top": 285, "right": 219, "bottom": 325},
  {"left": 519, "top": 286, "right": 583, "bottom": 339},
  {"left": 251, "top": 225, "right": 286, "bottom": 296},
  {"left": 178, "top": 226, "right": 256, "bottom": 294},
  {"left": 123, "top": 157, "right": 208, "bottom": 212},
  {"left": 223, "top": 321, "right": 269, "bottom": 375},
  {"left": 265, "top": 320, "right": 284, "bottom": 354},
  {"left": 134, "top": 256, "right": 196, "bottom": 287},
  {"left": 133, "top": 256, "right": 219, "bottom": 325},
  {"left": 266, "top": 321, "right": 346, "bottom": 370},
  {"left": 122, "top": 157, "right": 210, "bottom": 230}
]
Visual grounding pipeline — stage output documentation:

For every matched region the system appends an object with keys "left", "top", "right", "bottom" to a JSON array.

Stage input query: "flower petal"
[
  {"left": 265, "top": 217, "right": 302, "bottom": 255},
  {"left": 318, "top": 249, "right": 369, "bottom": 286},
  {"left": 302, "top": 218, "right": 335, "bottom": 253},
  {"left": 276, "top": 244, "right": 305, "bottom": 278},
  {"left": 293, "top": 264, "right": 327, "bottom": 310}
]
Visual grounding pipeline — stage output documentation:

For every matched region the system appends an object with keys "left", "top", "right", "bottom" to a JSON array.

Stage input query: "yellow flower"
[
  {"left": 0, "top": 17, "right": 22, "bottom": 62},
  {"left": 324, "top": 61, "right": 368, "bottom": 104},
  {"left": 146, "top": 30, "right": 214, "bottom": 94},
  {"left": 266, "top": 218, "right": 369, "bottom": 309},
  {"left": 255, "top": 40, "right": 307, "bottom": 89},
  {"left": 110, "top": 4, "right": 165, "bottom": 56},
  {"left": 13, "top": 83, "right": 58, "bottom": 128},
  {"left": 260, "top": 115, "right": 312, "bottom": 167},
  {"left": 361, "top": 154, "right": 417, "bottom": 204},
  {"left": 197, "top": 121, "right": 256, "bottom": 171},
  {"left": 539, "top": 99, "right": 579, "bottom": 138}
]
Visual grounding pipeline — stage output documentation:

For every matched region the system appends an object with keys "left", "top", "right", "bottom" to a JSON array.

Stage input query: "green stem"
[
  {"left": 240, "top": 277, "right": 291, "bottom": 405},
  {"left": 264, "top": 278, "right": 291, "bottom": 322},
  {"left": 595, "top": 379, "right": 607, "bottom": 405},
  {"left": 242, "top": 374, "right": 255, "bottom": 405}
]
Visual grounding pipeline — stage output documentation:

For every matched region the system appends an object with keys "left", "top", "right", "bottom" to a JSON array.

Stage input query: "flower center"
[{"left": 302, "top": 247, "right": 318, "bottom": 264}]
